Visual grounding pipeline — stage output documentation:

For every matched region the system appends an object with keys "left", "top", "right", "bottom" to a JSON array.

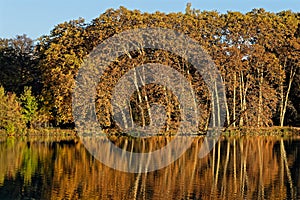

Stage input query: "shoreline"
[{"left": 0, "top": 126, "right": 299, "bottom": 137}]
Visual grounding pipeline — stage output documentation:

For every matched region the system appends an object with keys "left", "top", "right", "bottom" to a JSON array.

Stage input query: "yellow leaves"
[{"left": 34, "top": 6, "right": 300, "bottom": 127}]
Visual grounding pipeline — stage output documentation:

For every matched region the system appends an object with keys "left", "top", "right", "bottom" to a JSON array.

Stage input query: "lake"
[{"left": 0, "top": 135, "right": 299, "bottom": 199}]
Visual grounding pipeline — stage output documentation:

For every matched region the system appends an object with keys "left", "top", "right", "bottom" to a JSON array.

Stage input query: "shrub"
[
  {"left": 0, "top": 86, "right": 26, "bottom": 134},
  {"left": 19, "top": 86, "right": 38, "bottom": 128}
]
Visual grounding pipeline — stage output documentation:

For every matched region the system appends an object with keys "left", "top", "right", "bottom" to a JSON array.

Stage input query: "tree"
[
  {"left": 273, "top": 11, "right": 300, "bottom": 127},
  {"left": 0, "top": 35, "right": 41, "bottom": 95},
  {"left": 19, "top": 87, "right": 38, "bottom": 128},
  {"left": 30, "top": 6, "right": 300, "bottom": 129},
  {"left": 0, "top": 86, "right": 26, "bottom": 134},
  {"left": 37, "top": 18, "right": 88, "bottom": 125}
]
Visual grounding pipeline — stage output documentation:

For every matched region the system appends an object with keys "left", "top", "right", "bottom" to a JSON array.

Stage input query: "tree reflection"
[{"left": 0, "top": 135, "right": 299, "bottom": 199}]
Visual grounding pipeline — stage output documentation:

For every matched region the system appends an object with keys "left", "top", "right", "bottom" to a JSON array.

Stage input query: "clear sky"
[{"left": 1, "top": 0, "right": 299, "bottom": 39}]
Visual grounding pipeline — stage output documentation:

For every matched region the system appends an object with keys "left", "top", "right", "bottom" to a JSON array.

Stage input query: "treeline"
[{"left": 0, "top": 5, "right": 299, "bottom": 133}]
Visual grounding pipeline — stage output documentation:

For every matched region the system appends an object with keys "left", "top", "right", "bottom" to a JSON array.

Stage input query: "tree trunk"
[
  {"left": 233, "top": 73, "right": 237, "bottom": 127},
  {"left": 140, "top": 66, "right": 152, "bottom": 126},
  {"left": 211, "top": 92, "right": 216, "bottom": 127},
  {"left": 163, "top": 86, "right": 171, "bottom": 132},
  {"left": 221, "top": 76, "right": 230, "bottom": 127},
  {"left": 239, "top": 72, "right": 244, "bottom": 126},
  {"left": 258, "top": 68, "right": 263, "bottom": 127},
  {"left": 133, "top": 67, "right": 145, "bottom": 127},
  {"left": 280, "top": 66, "right": 295, "bottom": 127},
  {"left": 214, "top": 81, "right": 221, "bottom": 128}
]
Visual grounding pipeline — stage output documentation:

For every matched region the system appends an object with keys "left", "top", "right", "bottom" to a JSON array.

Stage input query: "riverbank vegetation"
[{"left": 0, "top": 5, "right": 299, "bottom": 135}]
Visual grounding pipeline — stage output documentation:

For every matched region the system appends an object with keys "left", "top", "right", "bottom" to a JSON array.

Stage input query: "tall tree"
[
  {"left": 0, "top": 35, "right": 41, "bottom": 95},
  {"left": 37, "top": 18, "right": 88, "bottom": 125}
]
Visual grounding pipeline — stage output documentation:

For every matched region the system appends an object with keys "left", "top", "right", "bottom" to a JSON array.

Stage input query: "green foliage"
[{"left": 19, "top": 86, "right": 38, "bottom": 128}]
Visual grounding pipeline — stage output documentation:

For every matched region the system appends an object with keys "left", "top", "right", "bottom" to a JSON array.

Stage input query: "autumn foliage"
[{"left": 0, "top": 5, "right": 299, "bottom": 131}]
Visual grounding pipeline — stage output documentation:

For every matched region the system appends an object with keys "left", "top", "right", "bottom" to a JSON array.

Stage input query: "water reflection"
[{"left": 0, "top": 135, "right": 299, "bottom": 199}]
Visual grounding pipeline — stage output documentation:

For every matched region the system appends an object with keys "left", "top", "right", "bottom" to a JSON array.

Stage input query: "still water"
[{"left": 0, "top": 135, "right": 299, "bottom": 200}]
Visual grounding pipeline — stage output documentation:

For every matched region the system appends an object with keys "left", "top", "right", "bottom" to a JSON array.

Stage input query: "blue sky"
[{"left": 1, "top": 0, "right": 300, "bottom": 39}]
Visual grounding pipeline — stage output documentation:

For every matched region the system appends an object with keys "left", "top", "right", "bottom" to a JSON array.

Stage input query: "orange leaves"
[{"left": 34, "top": 6, "right": 300, "bottom": 128}]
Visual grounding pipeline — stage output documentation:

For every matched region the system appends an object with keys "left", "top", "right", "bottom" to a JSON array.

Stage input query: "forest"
[{"left": 0, "top": 5, "right": 299, "bottom": 134}]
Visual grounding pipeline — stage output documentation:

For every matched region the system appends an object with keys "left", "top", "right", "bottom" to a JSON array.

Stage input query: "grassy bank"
[
  {"left": 0, "top": 128, "right": 76, "bottom": 137},
  {"left": 222, "top": 126, "right": 300, "bottom": 137},
  {"left": 0, "top": 126, "right": 299, "bottom": 137}
]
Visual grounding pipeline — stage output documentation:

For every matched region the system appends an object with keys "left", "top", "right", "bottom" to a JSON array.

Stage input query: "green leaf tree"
[{"left": 19, "top": 86, "right": 38, "bottom": 128}]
